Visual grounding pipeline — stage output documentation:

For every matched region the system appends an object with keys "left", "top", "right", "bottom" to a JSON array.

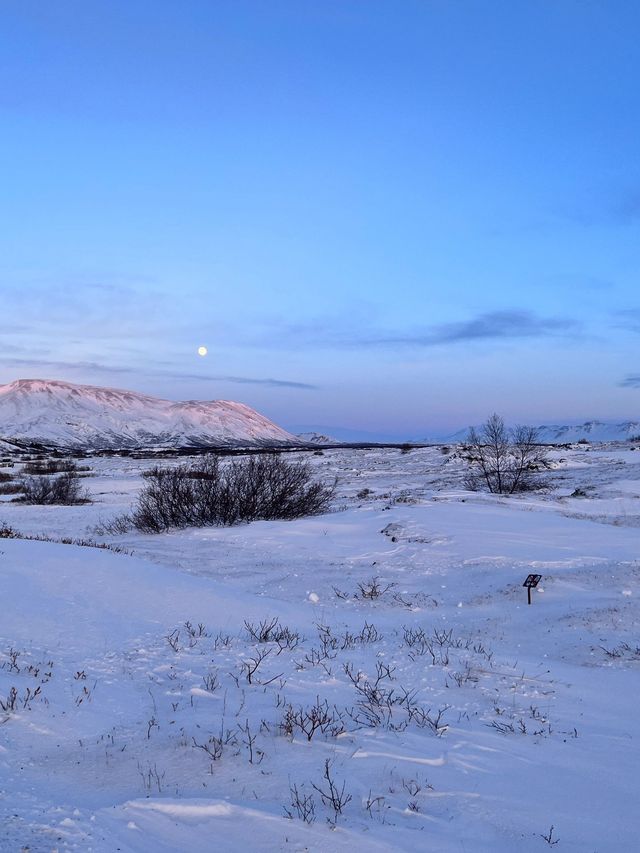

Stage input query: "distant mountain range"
[
  {"left": 287, "top": 424, "right": 405, "bottom": 443},
  {"left": 0, "top": 379, "right": 637, "bottom": 452},
  {"left": 442, "top": 420, "right": 640, "bottom": 444},
  {"left": 0, "top": 379, "right": 296, "bottom": 450}
]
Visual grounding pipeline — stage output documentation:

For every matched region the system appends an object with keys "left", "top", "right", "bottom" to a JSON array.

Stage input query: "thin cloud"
[
  {"left": 1, "top": 357, "right": 136, "bottom": 375},
  {"left": 620, "top": 375, "right": 640, "bottom": 388},
  {"left": 364, "top": 310, "right": 577, "bottom": 347},
  {"left": 615, "top": 309, "right": 640, "bottom": 333},
  {"left": 0, "top": 357, "right": 316, "bottom": 390},
  {"left": 169, "top": 373, "right": 317, "bottom": 390},
  {"left": 264, "top": 309, "right": 579, "bottom": 350}
]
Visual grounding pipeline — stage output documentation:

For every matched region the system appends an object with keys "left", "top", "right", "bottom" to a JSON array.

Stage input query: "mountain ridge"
[
  {"left": 0, "top": 379, "right": 297, "bottom": 450},
  {"left": 439, "top": 420, "right": 640, "bottom": 444}
]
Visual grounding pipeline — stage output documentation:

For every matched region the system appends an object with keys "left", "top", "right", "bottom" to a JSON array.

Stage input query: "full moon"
[{"left": 197, "top": 346, "right": 208, "bottom": 357}]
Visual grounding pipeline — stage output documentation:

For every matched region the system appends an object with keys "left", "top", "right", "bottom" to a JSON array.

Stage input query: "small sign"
[{"left": 523, "top": 573, "right": 542, "bottom": 605}]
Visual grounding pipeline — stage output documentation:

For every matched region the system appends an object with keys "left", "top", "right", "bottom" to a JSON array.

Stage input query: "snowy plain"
[{"left": 0, "top": 443, "right": 639, "bottom": 852}]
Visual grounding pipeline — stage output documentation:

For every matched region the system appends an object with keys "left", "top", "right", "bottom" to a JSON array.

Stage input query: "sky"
[{"left": 1, "top": 0, "right": 639, "bottom": 438}]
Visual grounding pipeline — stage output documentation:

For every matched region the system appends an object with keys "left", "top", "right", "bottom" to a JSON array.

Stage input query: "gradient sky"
[{"left": 1, "top": 0, "right": 639, "bottom": 438}]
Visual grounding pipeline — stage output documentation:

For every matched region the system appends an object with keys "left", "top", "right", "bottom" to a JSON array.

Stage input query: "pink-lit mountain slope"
[{"left": 0, "top": 379, "right": 297, "bottom": 450}]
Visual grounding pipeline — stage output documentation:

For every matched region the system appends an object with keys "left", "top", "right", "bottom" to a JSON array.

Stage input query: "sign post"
[{"left": 523, "top": 573, "right": 542, "bottom": 605}]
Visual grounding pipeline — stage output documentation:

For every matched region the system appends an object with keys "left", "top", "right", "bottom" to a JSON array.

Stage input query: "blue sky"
[{"left": 1, "top": 0, "right": 639, "bottom": 437}]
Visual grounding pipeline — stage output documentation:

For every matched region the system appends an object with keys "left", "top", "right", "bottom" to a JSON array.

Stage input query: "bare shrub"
[
  {"left": 281, "top": 697, "right": 345, "bottom": 741},
  {"left": 540, "top": 825, "right": 560, "bottom": 846},
  {"left": 244, "top": 617, "right": 281, "bottom": 643},
  {"left": 0, "top": 472, "right": 22, "bottom": 495},
  {"left": 284, "top": 784, "right": 316, "bottom": 823},
  {"left": 241, "top": 647, "right": 277, "bottom": 684},
  {"left": 357, "top": 576, "right": 394, "bottom": 600},
  {"left": 192, "top": 734, "right": 224, "bottom": 762},
  {"left": 311, "top": 759, "right": 352, "bottom": 823},
  {"left": 463, "top": 413, "right": 549, "bottom": 494},
  {"left": 22, "top": 459, "right": 90, "bottom": 475},
  {"left": 95, "top": 513, "right": 132, "bottom": 535},
  {"left": 0, "top": 481, "right": 22, "bottom": 495},
  {"left": 126, "top": 454, "right": 335, "bottom": 533},
  {"left": 16, "top": 472, "right": 90, "bottom": 505},
  {"left": 244, "top": 617, "right": 301, "bottom": 651}
]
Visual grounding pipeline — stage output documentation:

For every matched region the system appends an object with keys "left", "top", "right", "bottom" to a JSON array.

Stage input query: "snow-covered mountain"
[
  {"left": 533, "top": 421, "right": 640, "bottom": 443},
  {"left": 0, "top": 379, "right": 298, "bottom": 450},
  {"left": 442, "top": 420, "right": 640, "bottom": 444},
  {"left": 295, "top": 432, "right": 336, "bottom": 445}
]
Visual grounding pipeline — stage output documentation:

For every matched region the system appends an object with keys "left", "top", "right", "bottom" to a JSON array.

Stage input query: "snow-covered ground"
[{"left": 0, "top": 443, "right": 639, "bottom": 851}]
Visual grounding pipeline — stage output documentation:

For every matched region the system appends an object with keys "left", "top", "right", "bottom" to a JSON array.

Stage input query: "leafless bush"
[
  {"left": 123, "top": 454, "right": 335, "bottom": 532},
  {"left": 137, "top": 761, "right": 165, "bottom": 792},
  {"left": 0, "top": 685, "right": 42, "bottom": 713},
  {"left": 357, "top": 576, "right": 394, "bottom": 599},
  {"left": 285, "top": 784, "right": 316, "bottom": 823},
  {"left": 184, "top": 620, "right": 208, "bottom": 640},
  {"left": 22, "top": 459, "right": 90, "bottom": 475},
  {"left": 95, "top": 513, "right": 132, "bottom": 535},
  {"left": 0, "top": 481, "right": 22, "bottom": 495},
  {"left": 599, "top": 642, "right": 640, "bottom": 660},
  {"left": 540, "top": 825, "right": 560, "bottom": 846},
  {"left": 281, "top": 697, "right": 346, "bottom": 741},
  {"left": 238, "top": 719, "right": 263, "bottom": 763},
  {"left": 403, "top": 625, "right": 489, "bottom": 666},
  {"left": 312, "top": 759, "right": 352, "bottom": 823},
  {"left": 241, "top": 647, "right": 277, "bottom": 684},
  {"left": 0, "top": 686, "right": 18, "bottom": 712},
  {"left": 192, "top": 734, "right": 224, "bottom": 762},
  {"left": 192, "top": 728, "right": 238, "bottom": 769},
  {"left": 245, "top": 617, "right": 283, "bottom": 643},
  {"left": 463, "top": 413, "right": 550, "bottom": 494},
  {"left": 339, "top": 622, "right": 383, "bottom": 650},
  {"left": 165, "top": 629, "right": 181, "bottom": 652},
  {"left": 0, "top": 523, "right": 20, "bottom": 538},
  {"left": 344, "top": 661, "right": 395, "bottom": 705},
  {"left": 16, "top": 472, "right": 90, "bottom": 505},
  {"left": 202, "top": 670, "right": 220, "bottom": 692},
  {"left": 213, "top": 631, "right": 232, "bottom": 650},
  {"left": 343, "top": 659, "right": 449, "bottom": 734}
]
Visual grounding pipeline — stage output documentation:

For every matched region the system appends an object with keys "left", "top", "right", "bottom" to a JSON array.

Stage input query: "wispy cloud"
[
  {"left": 620, "top": 375, "right": 640, "bottom": 388},
  {"left": 0, "top": 357, "right": 316, "bottom": 391},
  {"left": 615, "top": 309, "right": 640, "bottom": 333},
  {"left": 166, "top": 373, "right": 317, "bottom": 390},
  {"left": 1, "top": 358, "right": 137, "bottom": 375},
  {"left": 258, "top": 309, "right": 579, "bottom": 350},
  {"left": 362, "top": 310, "right": 577, "bottom": 347}
]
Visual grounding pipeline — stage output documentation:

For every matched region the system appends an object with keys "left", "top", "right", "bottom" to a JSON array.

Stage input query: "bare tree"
[{"left": 464, "top": 414, "right": 549, "bottom": 494}]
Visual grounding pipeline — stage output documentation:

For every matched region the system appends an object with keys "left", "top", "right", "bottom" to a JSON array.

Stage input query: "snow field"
[{"left": 0, "top": 445, "right": 639, "bottom": 851}]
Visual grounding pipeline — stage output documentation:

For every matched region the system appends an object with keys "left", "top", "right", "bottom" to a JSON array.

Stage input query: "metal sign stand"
[{"left": 523, "top": 573, "right": 542, "bottom": 605}]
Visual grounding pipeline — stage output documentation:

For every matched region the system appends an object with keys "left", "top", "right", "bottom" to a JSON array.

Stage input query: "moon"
[{"left": 197, "top": 346, "right": 208, "bottom": 357}]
